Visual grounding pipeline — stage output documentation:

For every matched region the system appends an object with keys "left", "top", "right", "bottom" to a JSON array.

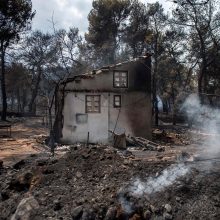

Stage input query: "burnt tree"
[{"left": 0, "top": 0, "right": 34, "bottom": 120}]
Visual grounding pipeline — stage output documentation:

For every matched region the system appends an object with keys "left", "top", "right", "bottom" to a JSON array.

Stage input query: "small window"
[
  {"left": 114, "top": 95, "right": 121, "bottom": 108},
  {"left": 76, "top": 114, "right": 88, "bottom": 124},
  {"left": 113, "top": 71, "right": 128, "bottom": 88},
  {"left": 86, "top": 95, "right": 101, "bottom": 113}
]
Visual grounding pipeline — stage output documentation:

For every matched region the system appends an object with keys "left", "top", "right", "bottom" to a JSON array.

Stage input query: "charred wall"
[
  {"left": 64, "top": 56, "right": 151, "bottom": 93},
  {"left": 109, "top": 92, "right": 152, "bottom": 140},
  {"left": 54, "top": 56, "right": 152, "bottom": 143}
]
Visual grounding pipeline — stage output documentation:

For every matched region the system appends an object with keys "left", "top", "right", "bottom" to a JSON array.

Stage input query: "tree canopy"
[{"left": 0, "top": 0, "right": 35, "bottom": 120}]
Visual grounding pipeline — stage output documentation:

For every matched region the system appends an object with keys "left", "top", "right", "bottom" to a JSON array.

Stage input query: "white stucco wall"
[
  {"left": 61, "top": 91, "right": 151, "bottom": 144},
  {"left": 55, "top": 56, "right": 152, "bottom": 144},
  {"left": 61, "top": 92, "right": 109, "bottom": 144}
]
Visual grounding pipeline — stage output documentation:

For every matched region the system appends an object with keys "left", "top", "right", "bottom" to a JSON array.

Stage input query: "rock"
[
  {"left": 178, "top": 151, "right": 191, "bottom": 162},
  {"left": 105, "top": 206, "right": 117, "bottom": 220},
  {"left": 175, "top": 197, "right": 181, "bottom": 202},
  {"left": 164, "top": 204, "right": 172, "bottom": 213},
  {"left": 71, "top": 206, "right": 83, "bottom": 220},
  {"left": 150, "top": 205, "right": 156, "bottom": 213},
  {"left": 11, "top": 196, "right": 39, "bottom": 220},
  {"left": 76, "top": 171, "right": 82, "bottom": 178},
  {"left": 143, "top": 210, "right": 151, "bottom": 220},
  {"left": 13, "top": 159, "right": 25, "bottom": 170},
  {"left": 122, "top": 150, "right": 133, "bottom": 157},
  {"left": 81, "top": 208, "right": 95, "bottom": 220},
  {"left": 123, "top": 159, "right": 130, "bottom": 165},
  {"left": 163, "top": 212, "right": 173, "bottom": 220}
]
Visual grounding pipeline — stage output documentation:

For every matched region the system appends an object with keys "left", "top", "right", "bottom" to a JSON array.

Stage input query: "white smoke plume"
[
  {"left": 129, "top": 163, "right": 189, "bottom": 197},
  {"left": 181, "top": 93, "right": 220, "bottom": 156},
  {"left": 119, "top": 93, "right": 220, "bottom": 211},
  {"left": 118, "top": 163, "right": 189, "bottom": 214}
]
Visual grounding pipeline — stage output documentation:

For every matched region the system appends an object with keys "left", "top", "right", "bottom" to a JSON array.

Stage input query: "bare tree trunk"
[
  {"left": 197, "top": 29, "right": 207, "bottom": 104},
  {"left": 28, "top": 67, "right": 42, "bottom": 114},
  {"left": 153, "top": 33, "right": 159, "bottom": 126},
  {"left": 172, "top": 92, "right": 176, "bottom": 125},
  {"left": 17, "top": 89, "right": 22, "bottom": 113},
  {"left": 152, "top": 76, "right": 159, "bottom": 126},
  {"left": 53, "top": 84, "right": 65, "bottom": 142},
  {"left": 198, "top": 65, "right": 205, "bottom": 94},
  {"left": 198, "top": 64, "right": 206, "bottom": 104},
  {"left": 21, "top": 89, "right": 27, "bottom": 113},
  {"left": 1, "top": 41, "right": 7, "bottom": 121},
  {"left": 11, "top": 93, "right": 14, "bottom": 112},
  {"left": 48, "top": 92, "right": 56, "bottom": 156},
  {"left": 132, "top": 44, "right": 138, "bottom": 59}
]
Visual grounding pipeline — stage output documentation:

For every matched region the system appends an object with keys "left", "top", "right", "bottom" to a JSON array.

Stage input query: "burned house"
[{"left": 54, "top": 55, "right": 152, "bottom": 144}]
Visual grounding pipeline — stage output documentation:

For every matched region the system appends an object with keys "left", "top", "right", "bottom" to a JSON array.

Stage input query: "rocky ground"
[{"left": 0, "top": 129, "right": 220, "bottom": 220}]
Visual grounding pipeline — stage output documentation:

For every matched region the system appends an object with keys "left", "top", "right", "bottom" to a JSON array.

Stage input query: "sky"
[{"left": 31, "top": 0, "right": 174, "bottom": 35}]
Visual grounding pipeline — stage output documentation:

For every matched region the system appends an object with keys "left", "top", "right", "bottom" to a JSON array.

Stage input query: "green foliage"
[
  {"left": 0, "top": 0, "right": 35, "bottom": 119},
  {"left": 0, "top": 0, "right": 35, "bottom": 45},
  {"left": 172, "top": 0, "right": 220, "bottom": 94},
  {"left": 123, "top": 0, "right": 150, "bottom": 58},
  {"left": 85, "top": 0, "right": 132, "bottom": 64},
  {"left": 6, "top": 63, "right": 30, "bottom": 112}
]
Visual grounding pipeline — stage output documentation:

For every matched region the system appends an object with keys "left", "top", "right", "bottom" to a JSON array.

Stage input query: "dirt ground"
[
  {"left": 0, "top": 119, "right": 220, "bottom": 220},
  {"left": 0, "top": 117, "right": 48, "bottom": 166}
]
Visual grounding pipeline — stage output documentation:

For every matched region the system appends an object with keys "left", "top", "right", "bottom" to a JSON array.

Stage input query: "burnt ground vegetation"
[{"left": 0, "top": 139, "right": 220, "bottom": 220}]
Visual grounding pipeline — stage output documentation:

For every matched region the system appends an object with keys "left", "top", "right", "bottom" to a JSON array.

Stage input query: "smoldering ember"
[{"left": 1, "top": 0, "right": 220, "bottom": 220}]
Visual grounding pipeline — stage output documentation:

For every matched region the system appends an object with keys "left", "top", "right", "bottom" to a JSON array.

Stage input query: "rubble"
[
  {"left": 164, "top": 204, "right": 172, "bottom": 213},
  {"left": 105, "top": 206, "right": 117, "bottom": 220},
  {"left": 71, "top": 206, "right": 84, "bottom": 220},
  {"left": 11, "top": 196, "right": 39, "bottom": 220},
  {"left": 126, "top": 136, "right": 165, "bottom": 152},
  {"left": 0, "top": 141, "right": 220, "bottom": 220},
  {"left": 153, "top": 128, "right": 191, "bottom": 145}
]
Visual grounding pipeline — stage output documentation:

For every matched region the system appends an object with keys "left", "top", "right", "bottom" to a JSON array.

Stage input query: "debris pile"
[
  {"left": 153, "top": 128, "right": 191, "bottom": 145},
  {"left": 127, "top": 136, "right": 165, "bottom": 152},
  {"left": 0, "top": 143, "right": 220, "bottom": 219}
]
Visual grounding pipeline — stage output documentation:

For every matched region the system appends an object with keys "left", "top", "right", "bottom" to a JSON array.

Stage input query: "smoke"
[
  {"left": 181, "top": 93, "right": 220, "bottom": 156},
  {"left": 118, "top": 163, "right": 189, "bottom": 214},
  {"left": 118, "top": 93, "right": 220, "bottom": 212},
  {"left": 118, "top": 195, "right": 134, "bottom": 214},
  {"left": 129, "top": 163, "right": 189, "bottom": 197}
]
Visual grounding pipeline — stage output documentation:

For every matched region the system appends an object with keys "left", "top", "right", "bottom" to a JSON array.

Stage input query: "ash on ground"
[{"left": 1, "top": 139, "right": 220, "bottom": 220}]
